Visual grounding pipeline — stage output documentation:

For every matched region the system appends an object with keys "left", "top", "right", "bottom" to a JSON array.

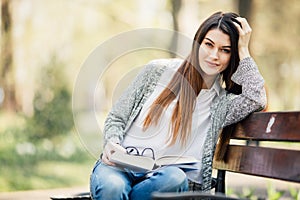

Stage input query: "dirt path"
[{"left": 0, "top": 186, "right": 89, "bottom": 200}]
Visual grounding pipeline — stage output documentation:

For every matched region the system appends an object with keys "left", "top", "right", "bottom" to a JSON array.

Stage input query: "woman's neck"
[{"left": 201, "top": 74, "right": 218, "bottom": 89}]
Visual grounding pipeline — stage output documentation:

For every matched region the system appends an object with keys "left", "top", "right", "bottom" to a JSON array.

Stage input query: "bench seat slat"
[
  {"left": 232, "top": 111, "right": 300, "bottom": 141},
  {"left": 213, "top": 145, "right": 300, "bottom": 183}
]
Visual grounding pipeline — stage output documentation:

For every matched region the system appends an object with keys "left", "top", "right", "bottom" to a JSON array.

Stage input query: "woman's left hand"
[{"left": 233, "top": 17, "right": 252, "bottom": 60}]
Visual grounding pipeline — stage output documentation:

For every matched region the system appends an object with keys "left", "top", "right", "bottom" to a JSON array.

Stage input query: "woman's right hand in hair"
[
  {"left": 233, "top": 17, "right": 252, "bottom": 60},
  {"left": 102, "top": 141, "right": 126, "bottom": 166}
]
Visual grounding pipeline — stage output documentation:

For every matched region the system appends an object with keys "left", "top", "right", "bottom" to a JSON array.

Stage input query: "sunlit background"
[{"left": 0, "top": 0, "right": 299, "bottom": 198}]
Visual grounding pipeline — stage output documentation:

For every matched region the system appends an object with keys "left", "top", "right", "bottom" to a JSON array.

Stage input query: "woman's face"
[{"left": 198, "top": 29, "right": 231, "bottom": 79}]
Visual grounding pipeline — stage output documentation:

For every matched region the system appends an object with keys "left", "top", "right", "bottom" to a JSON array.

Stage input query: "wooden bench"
[{"left": 152, "top": 111, "right": 300, "bottom": 199}]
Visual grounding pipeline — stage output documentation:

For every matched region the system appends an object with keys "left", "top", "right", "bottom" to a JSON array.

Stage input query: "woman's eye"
[
  {"left": 221, "top": 49, "right": 231, "bottom": 53},
  {"left": 205, "top": 42, "right": 213, "bottom": 47}
]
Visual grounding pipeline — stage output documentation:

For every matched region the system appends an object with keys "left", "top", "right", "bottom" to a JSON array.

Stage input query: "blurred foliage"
[
  {"left": 267, "top": 183, "right": 285, "bottom": 200},
  {"left": 25, "top": 56, "right": 73, "bottom": 142},
  {"left": 227, "top": 184, "right": 299, "bottom": 200},
  {"left": 0, "top": 57, "right": 93, "bottom": 191},
  {"left": 289, "top": 187, "right": 300, "bottom": 200}
]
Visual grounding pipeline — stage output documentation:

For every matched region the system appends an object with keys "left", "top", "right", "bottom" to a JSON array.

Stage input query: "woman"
[{"left": 90, "top": 11, "right": 267, "bottom": 200}]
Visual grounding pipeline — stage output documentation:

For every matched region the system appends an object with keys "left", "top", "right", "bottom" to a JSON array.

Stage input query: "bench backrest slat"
[
  {"left": 214, "top": 145, "right": 300, "bottom": 183},
  {"left": 232, "top": 112, "right": 300, "bottom": 141},
  {"left": 213, "top": 111, "right": 300, "bottom": 185}
]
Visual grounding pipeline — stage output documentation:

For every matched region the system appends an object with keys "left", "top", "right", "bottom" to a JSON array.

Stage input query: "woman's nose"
[{"left": 209, "top": 48, "right": 218, "bottom": 59}]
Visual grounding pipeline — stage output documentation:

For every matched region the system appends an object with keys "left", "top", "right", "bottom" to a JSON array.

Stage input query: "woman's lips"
[{"left": 205, "top": 60, "right": 219, "bottom": 67}]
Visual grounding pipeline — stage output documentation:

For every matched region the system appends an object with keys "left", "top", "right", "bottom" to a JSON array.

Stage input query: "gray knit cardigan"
[{"left": 103, "top": 57, "right": 267, "bottom": 192}]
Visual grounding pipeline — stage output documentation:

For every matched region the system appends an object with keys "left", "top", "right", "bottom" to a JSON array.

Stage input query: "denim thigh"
[
  {"left": 90, "top": 160, "right": 133, "bottom": 200},
  {"left": 90, "top": 161, "right": 188, "bottom": 200},
  {"left": 130, "top": 166, "right": 189, "bottom": 200}
]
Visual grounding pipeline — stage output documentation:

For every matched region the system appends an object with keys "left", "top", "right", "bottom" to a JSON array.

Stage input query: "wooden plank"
[
  {"left": 232, "top": 111, "right": 300, "bottom": 141},
  {"left": 213, "top": 145, "right": 300, "bottom": 183}
]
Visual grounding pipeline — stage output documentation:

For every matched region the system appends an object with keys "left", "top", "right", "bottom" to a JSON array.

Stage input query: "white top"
[{"left": 122, "top": 62, "right": 222, "bottom": 183}]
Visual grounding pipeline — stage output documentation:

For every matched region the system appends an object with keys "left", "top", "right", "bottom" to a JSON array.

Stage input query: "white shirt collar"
[{"left": 201, "top": 75, "right": 222, "bottom": 96}]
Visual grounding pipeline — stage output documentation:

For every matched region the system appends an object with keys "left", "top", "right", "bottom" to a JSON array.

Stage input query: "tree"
[
  {"left": 169, "top": 0, "right": 182, "bottom": 57},
  {"left": 1, "top": 0, "right": 19, "bottom": 112},
  {"left": 238, "top": 0, "right": 253, "bottom": 50},
  {"left": 238, "top": 0, "right": 253, "bottom": 22}
]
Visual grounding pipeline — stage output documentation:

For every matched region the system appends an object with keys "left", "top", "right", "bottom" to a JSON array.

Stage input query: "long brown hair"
[{"left": 143, "top": 12, "right": 242, "bottom": 146}]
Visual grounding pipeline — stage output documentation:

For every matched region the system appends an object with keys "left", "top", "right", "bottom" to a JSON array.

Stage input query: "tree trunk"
[
  {"left": 1, "top": 0, "right": 18, "bottom": 112},
  {"left": 169, "top": 0, "right": 182, "bottom": 58},
  {"left": 238, "top": 0, "right": 253, "bottom": 22}
]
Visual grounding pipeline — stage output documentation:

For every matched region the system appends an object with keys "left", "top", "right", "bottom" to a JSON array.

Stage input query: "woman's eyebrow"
[
  {"left": 205, "top": 37, "right": 215, "bottom": 44},
  {"left": 204, "top": 37, "right": 231, "bottom": 48}
]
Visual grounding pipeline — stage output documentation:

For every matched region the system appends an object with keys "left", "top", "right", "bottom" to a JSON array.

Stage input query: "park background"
[{"left": 0, "top": 0, "right": 299, "bottom": 199}]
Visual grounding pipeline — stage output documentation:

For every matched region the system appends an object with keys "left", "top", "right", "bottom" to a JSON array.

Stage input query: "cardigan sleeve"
[
  {"left": 102, "top": 59, "right": 169, "bottom": 146},
  {"left": 103, "top": 63, "right": 153, "bottom": 145},
  {"left": 223, "top": 57, "right": 267, "bottom": 127}
]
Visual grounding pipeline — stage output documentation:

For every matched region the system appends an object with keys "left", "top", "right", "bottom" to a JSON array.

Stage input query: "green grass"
[
  {"left": 0, "top": 144, "right": 95, "bottom": 192},
  {"left": 1, "top": 160, "right": 93, "bottom": 191},
  {"left": 0, "top": 113, "right": 96, "bottom": 192}
]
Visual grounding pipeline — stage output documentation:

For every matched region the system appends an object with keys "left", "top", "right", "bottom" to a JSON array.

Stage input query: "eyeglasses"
[{"left": 125, "top": 146, "right": 155, "bottom": 160}]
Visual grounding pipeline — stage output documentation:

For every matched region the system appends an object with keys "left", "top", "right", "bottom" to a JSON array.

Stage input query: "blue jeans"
[{"left": 90, "top": 160, "right": 189, "bottom": 200}]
